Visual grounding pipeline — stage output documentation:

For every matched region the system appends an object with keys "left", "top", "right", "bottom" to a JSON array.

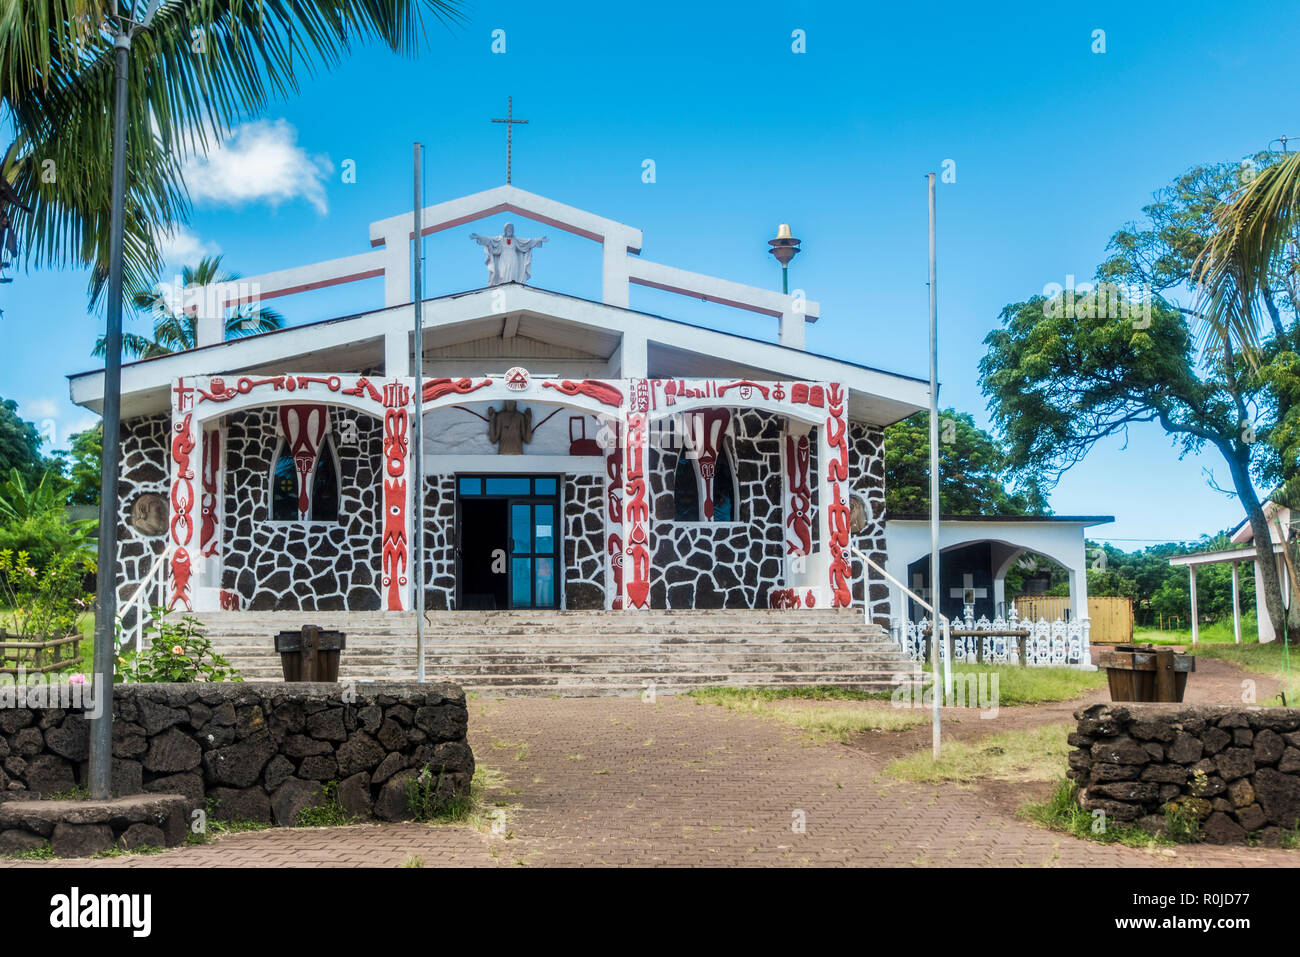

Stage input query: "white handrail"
[
  {"left": 850, "top": 545, "right": 954, "bottom": 733},
  {"left": 116, "top": 549, "right": 169, "bottom": 656}
]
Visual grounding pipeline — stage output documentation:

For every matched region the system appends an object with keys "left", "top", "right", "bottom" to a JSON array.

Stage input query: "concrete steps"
[{"left": 194, "top": 609, "right": 920, "bottom": 696}]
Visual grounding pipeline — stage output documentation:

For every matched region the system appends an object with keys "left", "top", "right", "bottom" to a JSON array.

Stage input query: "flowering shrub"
[
  {"left": 0, "top": 549, "right": 90, "bottom": 639},
  {"left": 117, "top": 608, "right": 242, "bottom": 683}
]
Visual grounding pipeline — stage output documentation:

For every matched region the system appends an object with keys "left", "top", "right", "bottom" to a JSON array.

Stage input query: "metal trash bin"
[{"left": 274, "top": 625, "right": 346, "bottom": 682}]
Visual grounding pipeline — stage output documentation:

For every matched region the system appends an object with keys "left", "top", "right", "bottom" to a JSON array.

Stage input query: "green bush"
[
  {"left": 117, "top": 608, "right": 241, "bottom": 682},
  {"left": 0, "top": 549, "right": 91, "bottom": 639}
]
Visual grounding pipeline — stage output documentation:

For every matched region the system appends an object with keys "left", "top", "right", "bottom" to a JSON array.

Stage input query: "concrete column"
[
  {"left": 779, "top": 309, "right": 806, "bottom": 350},
  {"left": 1232, "top": 562, "right": 1242, "bottom": 644},
  {"left": 385, "top": 328, "right": 411, "bottom": 377},
  {"left": 1189, "top": 565, "right": 1199, "bottom": 644}
]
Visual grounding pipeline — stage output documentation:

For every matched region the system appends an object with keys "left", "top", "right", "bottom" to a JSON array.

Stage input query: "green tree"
[
  {"left": 980, "top": 290, "right": 1296, "bottom": 636},
  {"left": 0, "top": 468, "right": 96, "bottom": 571},
  {"left": 93, "top": 255, "right": 284, "bottom": 358},
  {"left": 884, "top": 408, "right": 1045, "bottom": 515},
  {"left": 50, "top": 425, "right": 101, "bottom": 507},
  {"left": 0, "top": 396, "right": 47, "bottom": 482},
  {"left": 1, "top": 0, "right": 464, "bottom": 303}
]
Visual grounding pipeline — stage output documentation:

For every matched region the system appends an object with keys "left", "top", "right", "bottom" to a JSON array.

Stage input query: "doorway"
[{"left": 456, "top": 475, "right": 561, "bottom": 610}]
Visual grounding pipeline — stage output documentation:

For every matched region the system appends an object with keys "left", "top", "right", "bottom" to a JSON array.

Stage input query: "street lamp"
[
  {"left": 89, "top": 0, "right": 164, "bottom": 801},
  {"left": 768, "top": 223, "right": 801, "bottom": 294}
]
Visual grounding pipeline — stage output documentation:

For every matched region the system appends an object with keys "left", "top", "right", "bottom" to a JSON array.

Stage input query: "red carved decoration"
[
  {"left": 768, "top": 588, "right": 802, "bottom": 610},
  {"left": 606, "top": 426, "right": 624, "bottom": 610},
  {"left": 422, "top": 377, "right": 492, "bottom": 402},
  {"left": 169, "top": 410, "right": 196, "bottom": 610},
  {"left": 198, "top": 374, "right": 343, "bottom": 403},
  {"left": 623, "top": 412, "right": 650, "bottom": 608},
  {"left": 219, "top": 590, "right": 241, "bottom": 611},
  {"left": 279, "top": 405, "right": 329, "bottom": 519},
  {"left": 792, "top": 383, "right": 825, "bottom": 408},
  {"left": 541, "top": 379, "right": 624, "bottom": 407},
  {"left": 785, "top": 433, "right": 811, "bottom": 555},
  {"left": 380, "top": 382, "right": 412, "bottom": 611},
  {"left": 825, "top": 383, "right": 851, "bottom": 608},
  {"left": 716, "top": 379, "right": 770, "bottom": 400},
  {"left": 200, "top": 429, "right": 220, "bottom": 557},
  {"left": 690, "top": 408, "right": 731, "bottom": 520}
]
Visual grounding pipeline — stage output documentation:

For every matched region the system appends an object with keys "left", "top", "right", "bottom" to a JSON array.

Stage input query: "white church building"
[{"left": 68, "top": 184, "right": 1101, "bottom": 664}]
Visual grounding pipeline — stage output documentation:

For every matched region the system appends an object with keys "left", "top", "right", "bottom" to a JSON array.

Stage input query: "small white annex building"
[
  {"left": 883, "top": 513, "right": 1113, "bottom": 626},
  {"left": 1170, "top": 500, "right": 1295, "bottom": 643}
]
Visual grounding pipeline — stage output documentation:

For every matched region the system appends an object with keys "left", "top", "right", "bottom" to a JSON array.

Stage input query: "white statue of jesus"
[{"left": 469, "top": 222, "right": 548, "bottom": 285}]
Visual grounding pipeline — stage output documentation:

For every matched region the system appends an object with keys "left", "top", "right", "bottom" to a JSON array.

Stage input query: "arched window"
[
  {"left": 270, "top": 436, "right": 340, "bottom": 522},
  {"left": 311, "top": 441, "right": 339, "bottom": 522},
  {"left": 673, "top": 453, "right": 700, "bottom": 522},
  {"left": 712, "top": 445, "right": 736, "bottom": 523}
]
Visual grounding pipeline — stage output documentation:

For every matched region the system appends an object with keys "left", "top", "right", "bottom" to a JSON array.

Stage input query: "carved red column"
[
  {"left": 168, "top": 379, "right": 200, "bottom": 611},
  {"left": 604, "top": 418, "right": 624, "bottom": 610},
  {"left": 823, "top": 382, "right": 852, "bottom": 608},
  {"left": 622, "top": 378, "right": 652, "bottom": 609},
  {"left": 380, "top": 380, "right": 413, "bottom": 611}
]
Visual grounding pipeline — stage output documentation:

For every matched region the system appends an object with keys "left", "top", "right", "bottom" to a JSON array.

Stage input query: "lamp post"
[
  {"left": 90, "top": 0, "right": 163, "bottom": 801},
  {"left": 768, "top": 224, "right": 801, "bottom": 294}
]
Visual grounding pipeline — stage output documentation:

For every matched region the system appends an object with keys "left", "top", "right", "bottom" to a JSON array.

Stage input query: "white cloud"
[
  {"left": 155, "top": 223, "right": 221, "bottom": 270},
  {"left": 23, "top": 398, "right": 58, "bottom": 420},
  {"left": 182, "top": 119, "right": 332, "bottom": 214}
]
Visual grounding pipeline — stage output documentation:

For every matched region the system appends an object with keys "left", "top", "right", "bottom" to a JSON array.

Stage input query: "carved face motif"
[
  {"left": 850, "top": 495, "right": 868, "bottom": 535},
  {"left": 130, "top": 493, "right": 168, "bottom": 536}
]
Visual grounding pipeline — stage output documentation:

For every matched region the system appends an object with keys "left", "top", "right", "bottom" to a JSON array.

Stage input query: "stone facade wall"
[
  {"left": 114, "top": 415, "right": 172, "bottom": 612},
  {"left": 1070, "top": 703, "right": 1300, "bottom": 845},
  {"left": 565, "top": 474, "right": 605, "bottom": 609},
  {"left": 849, "top": 423, "right": 890, "bottom": 628},
  {"left": 422, "top": 474, "right": 457, "bottom": 610},
  {"left": 0, "top": 682, "right": 473, "bottom": 829},
  {"left": 647, "top": 410, "right": 785, "bottom": 609},
  {"left": 221, "top": 407, "right": 383, "bottom": 610}
]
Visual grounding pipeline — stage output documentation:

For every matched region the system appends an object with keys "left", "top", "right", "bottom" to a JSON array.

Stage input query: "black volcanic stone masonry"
[
  {"left": 0, "top": 683, "right": 473, "bottom": 830},
  {"left": 1071, "top": 703, "right": 1300, "bottom": 845}
]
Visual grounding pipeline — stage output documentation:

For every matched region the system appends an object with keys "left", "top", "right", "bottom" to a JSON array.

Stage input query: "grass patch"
[
  {"left": 690, "top": 687, "right": 926, "bottom": 742},
  {"left": 407, "top": 763, "right": 505, "bottom": 827},
  {"left": 687, "top": 685, "right": 887, "bottom": 703},
  {"left": 918, "top": 663, "right": 1105, "bottom": 707},
  {"left": 3, "top": 843, "right": 53, "bottom": 860},
  {"left": 44, "top": 786, "right": 89, "bottom": 801},
  {"left": 886, "top": 723, "right": 1073, "bottom": 785},
  {"left": 1022, "top": 778, "right": 1202, "bottom": 847},
  {"left": 296, "top": 780, "right": 355, "bottom": 828},
  {"left": 1134, "top": 614, "right": 1257, "bottom": 646},
  {"left": 93, "top": 843, "right": 164, "bottom": 858}
]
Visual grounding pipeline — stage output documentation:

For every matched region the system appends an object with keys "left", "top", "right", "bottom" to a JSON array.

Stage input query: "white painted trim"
[{"left": 425, "top": 454, "right": 604, "bottom": 474}]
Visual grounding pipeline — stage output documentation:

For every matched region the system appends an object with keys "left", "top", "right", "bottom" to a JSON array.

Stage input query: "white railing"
[
  {"left": 901, "top": 607, "right": 1092, "bottom": 668},
  {"left": 116, "top": 550, "right": 169, "bottom": 655},
  {"left": 850, "top": 545, "right": 949, "bottom": 759}
]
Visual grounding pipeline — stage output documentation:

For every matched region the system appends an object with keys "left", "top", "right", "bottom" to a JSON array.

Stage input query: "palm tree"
[
  {"left": 0, "top": 0, "right": 464, "bottom": 304},
  {"left": 1193, "top": 151, "right": 1300, "bottom": 355},
  {"left": 92, "top": 254, "right": 285, "bottom": 358}
]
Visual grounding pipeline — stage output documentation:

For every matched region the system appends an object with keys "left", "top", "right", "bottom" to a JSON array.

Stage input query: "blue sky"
[{"left": 3, "top": 0, "right": 1297, "bottom": 546}]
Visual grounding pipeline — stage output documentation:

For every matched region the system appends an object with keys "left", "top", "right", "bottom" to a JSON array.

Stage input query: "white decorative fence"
[{"left": 895, "top": 607, "right": 1091, "bottom": 668}]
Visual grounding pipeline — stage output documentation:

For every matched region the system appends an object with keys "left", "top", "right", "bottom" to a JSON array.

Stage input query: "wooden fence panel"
[{"left": 1012, "top": 596, "right": 1134, "bottom": 644}]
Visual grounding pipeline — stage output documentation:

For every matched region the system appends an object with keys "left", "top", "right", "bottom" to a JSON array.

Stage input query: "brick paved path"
[{"left": 6, "top": 694, "right": 1298, "bottom": 868}]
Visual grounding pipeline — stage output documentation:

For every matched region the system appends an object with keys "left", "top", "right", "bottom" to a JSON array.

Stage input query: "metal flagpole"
[
  {"left": 413, "top": 143, "right": 425, "bottom": 682},
  {"left": 927, "top": 172, "right": 942, "bottom": 760}
]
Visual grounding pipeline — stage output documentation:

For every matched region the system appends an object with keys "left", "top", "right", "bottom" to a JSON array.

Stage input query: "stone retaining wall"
[
  {"left": 1070, "top": 703, "right": 1300, "bottom": 845},
  {"left": 0, "top": 682, "right": 474, "bottom": 830}
]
